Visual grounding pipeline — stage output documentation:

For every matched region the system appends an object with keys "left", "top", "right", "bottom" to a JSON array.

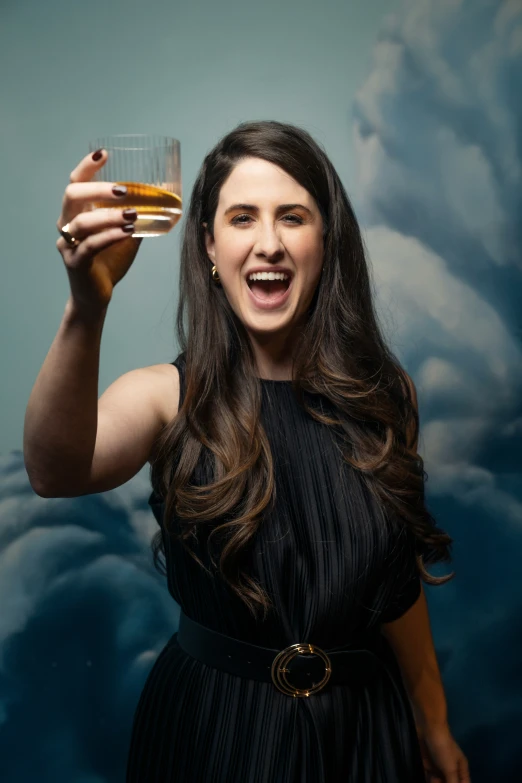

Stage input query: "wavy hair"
[{"left": 149, "top": 120, "right": 454, "bottom": 621}]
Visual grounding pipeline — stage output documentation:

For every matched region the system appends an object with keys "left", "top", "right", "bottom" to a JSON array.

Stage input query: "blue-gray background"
[{"left": 1, "top": 0, "right": 521, "bottom": 780}]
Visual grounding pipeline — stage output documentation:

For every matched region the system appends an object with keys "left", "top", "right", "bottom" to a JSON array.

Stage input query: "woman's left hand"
[{"left": 417, "top": 723, "right": 471, "bottom": 782}]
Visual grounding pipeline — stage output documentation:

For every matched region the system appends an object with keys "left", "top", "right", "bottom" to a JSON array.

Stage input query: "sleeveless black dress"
[{"left": 126, "top": 353, "right": 427, "bottom": 782}]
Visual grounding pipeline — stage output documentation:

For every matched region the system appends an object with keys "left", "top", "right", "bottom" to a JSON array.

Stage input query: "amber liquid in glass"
[{"left": 92, "top": 182, "right": 182, "bottom": 237}]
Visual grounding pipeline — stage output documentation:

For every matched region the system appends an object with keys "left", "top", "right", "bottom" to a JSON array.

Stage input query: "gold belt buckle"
[{"left": 271, "top": 642, "right": 332, "bottom": 697}]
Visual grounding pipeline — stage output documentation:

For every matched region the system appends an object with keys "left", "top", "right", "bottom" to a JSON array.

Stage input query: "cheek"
[
  {"left": 295, "top": 228, "right": 323, "bottom": 255},
  {"left": 297, "top": 238, "right": 323, "bottom": 273},
  {"left": 216, "top": 232, "right": 248, "bottom": 255}
]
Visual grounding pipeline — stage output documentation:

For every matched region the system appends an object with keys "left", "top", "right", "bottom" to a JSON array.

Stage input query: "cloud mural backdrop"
[
  {"left": 0, "top": 453, "right": 179, "bottom": 781},
  {"left": 1, "top": 0, "right": 520, "bottom": 780},
  {"left": 352, "top": 0, "right": 522, "bottom": 777}
]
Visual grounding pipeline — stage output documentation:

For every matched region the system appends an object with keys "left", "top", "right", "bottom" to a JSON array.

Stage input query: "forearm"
[
  {"left": 381, "top": 584, "right": 448, "bottom": 731},
  {"left": 23, "top": 297, "right": 107, "bottom": 496}
]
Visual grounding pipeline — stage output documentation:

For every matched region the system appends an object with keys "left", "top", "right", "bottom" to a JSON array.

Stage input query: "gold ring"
[
  {"left": 271, "top": 643, "right": 331, "bottom": 697},
  {"left": 59, "top": 223, "right": 80, "bottom": 248}
]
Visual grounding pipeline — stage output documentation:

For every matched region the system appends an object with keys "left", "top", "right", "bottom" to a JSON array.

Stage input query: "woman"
[{"left": 24, "top": 120, "right": 470, "bottom": 782}]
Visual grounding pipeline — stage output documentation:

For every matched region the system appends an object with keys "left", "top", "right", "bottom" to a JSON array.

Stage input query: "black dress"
[{"left": 126, "top": 352, "right": 426, "bottom": 782}]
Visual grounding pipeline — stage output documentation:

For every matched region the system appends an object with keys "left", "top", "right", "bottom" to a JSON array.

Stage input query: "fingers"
[
  {"left": 58, "top": 205, "right": 137, "bottom": 243},
  {"left": 56, "top": 203, "right": 139, "bottom": 268},
  {"left": 56, "top": 225, "right": 139, "bottom": 269},
  {"left": 56, "top": 148, "right": 140, "bottom": 266},
  {"left": 58, "top": 148, "right": 129, "bottom": 227},
  {"left": 458, "top": 754, "right": 471, "bottom": 782},
  {"left": 69, "top": 148, "right": 108, "bottom": 184},
  {"left": 58, "top": 181, "right": 129, "bottom": 228}
]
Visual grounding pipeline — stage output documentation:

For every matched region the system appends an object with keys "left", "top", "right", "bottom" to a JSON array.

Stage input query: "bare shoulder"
[{"left": 144, "top": 362, "right": 181, "bottom": 427}]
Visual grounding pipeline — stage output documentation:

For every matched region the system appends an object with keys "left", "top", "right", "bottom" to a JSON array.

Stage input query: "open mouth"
[
  {"left": 247, "top": 277, "right": 291, "bottom": 300},
  {"left": 245, "top": 275, "right": 293, "bottom": 309}
]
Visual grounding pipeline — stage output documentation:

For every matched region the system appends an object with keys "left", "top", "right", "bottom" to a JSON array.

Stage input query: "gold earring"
[{"left": 211, "top": 264, "right": 220, "bottom": 283}]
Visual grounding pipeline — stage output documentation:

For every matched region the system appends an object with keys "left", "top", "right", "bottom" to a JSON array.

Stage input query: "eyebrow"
[{"left": 223, "top": 203, "right": 314, "bottom": 217}]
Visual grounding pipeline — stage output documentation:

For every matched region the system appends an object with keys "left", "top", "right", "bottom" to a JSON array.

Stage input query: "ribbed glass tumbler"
[{"left": 88, "top": 134, "right": 182, "bottom": 237}]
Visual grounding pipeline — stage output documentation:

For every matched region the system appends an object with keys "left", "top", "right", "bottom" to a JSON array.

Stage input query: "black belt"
[{"left": 176, "top": 610, "right": 386, "bottom": 698}]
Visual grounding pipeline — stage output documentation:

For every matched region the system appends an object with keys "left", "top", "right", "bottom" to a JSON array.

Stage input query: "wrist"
[
  {"left": 64, "top": 296, "right": 109, "bottom": 327},
  {"left": 413, "top": 707, "right": 449, "bottom": 737}
]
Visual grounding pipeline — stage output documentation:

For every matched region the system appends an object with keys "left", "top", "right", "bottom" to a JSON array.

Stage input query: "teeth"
[{"left": 247, "top": 272, "right": 290, "bottom": 282}]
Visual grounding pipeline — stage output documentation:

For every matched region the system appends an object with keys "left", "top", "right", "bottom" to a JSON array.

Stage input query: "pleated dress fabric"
[{"left": 126, "top": 352, "right": 427, "bottom": 782}]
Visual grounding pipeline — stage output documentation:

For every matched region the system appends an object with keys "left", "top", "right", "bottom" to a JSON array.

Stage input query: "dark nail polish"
[
  {"left": 92, "top": 149, "right": 103, "bottom": 162},
  {"left": 122, "top": 223, "right": 135, "bottom": 233},
  {"left": 112, "top": 185, "right": 127, "bottom": 197},
  {"left": 122, "top": 208, "right": 138, "bottom": 220}
]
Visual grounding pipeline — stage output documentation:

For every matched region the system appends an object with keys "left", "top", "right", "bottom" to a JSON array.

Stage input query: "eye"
[{"left": 231, "top": 214, "right": 303, "bottom": 225}]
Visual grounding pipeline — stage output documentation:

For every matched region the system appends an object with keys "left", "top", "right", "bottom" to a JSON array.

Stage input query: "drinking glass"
[{"left": 87, "top": 134, "right": 182, "bottom": 237}]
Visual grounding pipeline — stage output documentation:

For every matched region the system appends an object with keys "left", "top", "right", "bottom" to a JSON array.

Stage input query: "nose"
[{"left": 253, "top": 220, "right": 285, "bottom": 260}]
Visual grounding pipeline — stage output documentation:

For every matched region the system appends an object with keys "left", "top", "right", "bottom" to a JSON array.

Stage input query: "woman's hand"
[
  {"left": 417, "top": 723, "right": 471, "bottom": 782},
  {"left": 56, "top": 149, "right": 142, "bottom": 317}
]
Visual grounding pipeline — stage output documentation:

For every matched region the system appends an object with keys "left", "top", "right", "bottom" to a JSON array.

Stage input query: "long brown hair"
[{"left": 149, "top": 120, "right": 454, "bottom": 621}]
